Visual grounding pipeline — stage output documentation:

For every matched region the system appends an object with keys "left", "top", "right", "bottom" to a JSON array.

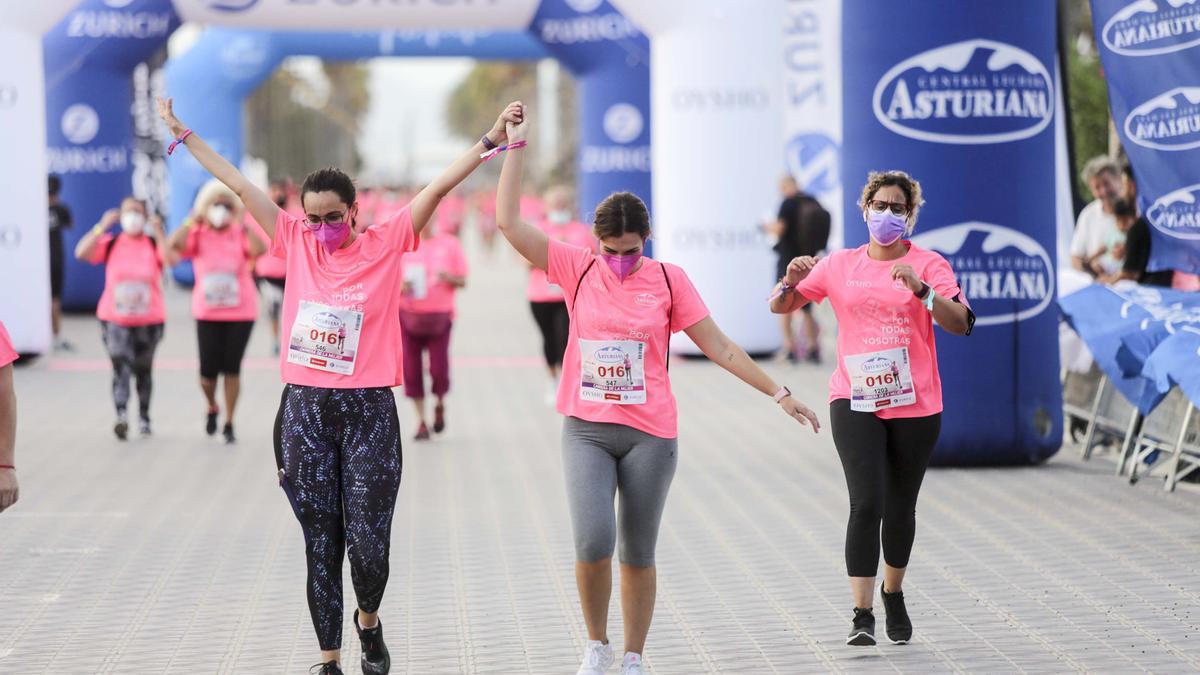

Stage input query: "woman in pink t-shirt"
[
  {"left": 528, "top": 185, "right": 597, "bottom": 404},
  {"left": 770, "top": 171, "right": 974, "bottom": 647},
  {"left": 398, "top": 224, "right": 468, "bottom": 440},
  {"left": 168, "top": 180, "right": 267, "bottom": 444},
  {"left": 0, "top": 320, "right": 19, "bottom": 513},
  {"left": 74, "top": 197, "right": 168, "bottom": 440},
  {"left": 495, "top": 110, "right": 820, "bottom": 675},
  {"left": 159, "top": 96, "right": 524, "bottom": 673}
]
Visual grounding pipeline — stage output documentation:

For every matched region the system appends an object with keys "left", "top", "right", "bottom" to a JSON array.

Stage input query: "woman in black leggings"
[{"left": 770, "top": 171, "right": 974, "bottom": 646}]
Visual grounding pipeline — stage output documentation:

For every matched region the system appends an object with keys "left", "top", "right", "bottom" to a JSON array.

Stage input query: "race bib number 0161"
[
  {"left": 287, "top": 301, "right": 364, "bottom": 375},
  {"left": 113, "top": 281, "right": 151, "bottom": 317},
  {"left": 579, "top": 339, "right": 646, "bottom": 405},
  {"left": 202, "top": 272, "right": 241, "bottom": 309},
  {"left": 844, "top": 346, "right": 916, "bottom": 412}
]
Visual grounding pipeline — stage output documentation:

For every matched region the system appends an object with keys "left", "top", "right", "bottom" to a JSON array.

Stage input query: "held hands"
[
  {"left": 156, "top": 97, "right": 187, "bottom": 138},
  {"left": 779, "top": 396, "right": 821, "bottom": 433},
  {"left": 890, "top": 263, "right": 923, "bottom": 294},
  {"left": 784, "top": 256, "right": 818, "bottom": 285},
  {"left": 489, "top": 101, "right": 526, "bottom": 147},
  {"left": 503, "top": 102, "right": 528, "bottom": 145}
]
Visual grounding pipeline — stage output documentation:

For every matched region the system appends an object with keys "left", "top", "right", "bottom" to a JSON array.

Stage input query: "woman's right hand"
[
  {"left": 100, "top": 208, "right": 120, "bottom": 229},
  {"left": 156, "top": 96, "right": 187, "bottom": 138},
  {"left": 784, "top": 256, "right": 818, "bottom": 285},
  {"left": 505, "top": 103, "right": 529, "bottom": 144}
]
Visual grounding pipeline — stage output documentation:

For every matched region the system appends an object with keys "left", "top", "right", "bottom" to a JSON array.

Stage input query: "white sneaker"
[
  {"left": 576, "top": 640, "right": 614, "bottom": 675},
  {"left": 621, "top": 652, "right": 643, "bottom": 675}
]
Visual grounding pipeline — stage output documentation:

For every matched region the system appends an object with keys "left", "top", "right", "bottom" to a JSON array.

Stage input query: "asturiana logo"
[
  {"left": 1102, "top": 0, "right": 1200, "bottom": 57},
  {"left": 873, "top": 39, "right": 1053, "bottom": 145},
  {"left": 1124, "top": 87, "right": 1200, "bottom": 151},
  {"left": 860, "top": 356, "right": 892, "bottom": 374},
  {"left": 910, "top": 222, "right": 1054, "bottom": 326},
  {"left": 595, "top": 346, "right": 625, "bottom": 364},
  {"left": 204, "top": 0, "right": 260, "bottom": 11},
  {"left": 312, "top": 312, "right": 344, "bottom": 331},
  {"left": 1147, "top": 183, "right": 1200, "bottom": 240}
]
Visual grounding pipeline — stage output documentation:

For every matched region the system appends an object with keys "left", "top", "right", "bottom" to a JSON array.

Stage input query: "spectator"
[
  {"left": 768, "top": 175, "right": 831, "bottom": 363},
  {"left": 47, "top": 175, "right": 74, "bottom": 351},
  {"left": 1115, "top": 167, "right": 1173, "bottom": 287},
  {"left": 1070, "top": 156, "right": 1122, "bottom": 277},
  {"left": 1093, "top": 199, "right": 1134, "bottom": 283},
  {"left": 0, "top": 319, "right": 18, "bottom": 513}
]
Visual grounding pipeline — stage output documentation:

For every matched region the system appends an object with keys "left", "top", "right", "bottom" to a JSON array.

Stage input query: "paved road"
[{"left": 2, "top": 236, "right": 1199, "bottom": 674}]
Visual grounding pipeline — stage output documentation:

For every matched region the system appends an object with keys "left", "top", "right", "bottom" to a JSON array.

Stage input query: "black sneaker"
[
  {"left": 414, "top": 423, "right": 431, "bottom": 441},
  {"left": 355, "top": 609, "right": 391, "bottom": 674},
  {"left": 880, "top": 583, "right": 912, "bottom": 644},
  {"left": 847, "top": 607, "right": 876, "bottom": 646},
  {"left": 206, "top": 409, "right": 218, "bottom": 436},
  {"left": 433, "top": 403, "right": 446, "bottom": 434},
  {"left": 113, "top": 416, "right": 129, "bottom": 441},
  {"left": 806, "top": 348, "right": 822, "bottom": 365},
  {"left": 139, "top": 417, "right": 152, "bottom": 436},
  {"left": 309, "top": 661, "right": 343, "bottom": 675},
  {"left": 222, "top": 423, "right": 236, "bottom": 444}
]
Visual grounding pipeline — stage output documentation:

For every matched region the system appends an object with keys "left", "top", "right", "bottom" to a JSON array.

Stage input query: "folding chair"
[
  {"left": 1163, "top": 401, "right": 1200, "bottom": 492},
  {"left": 1126, "top": 387, "right": 1188, "bottom": 484}
]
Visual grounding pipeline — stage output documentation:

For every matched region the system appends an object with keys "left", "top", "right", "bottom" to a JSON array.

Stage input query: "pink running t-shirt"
[
  {"left": 271, "top": 207, "right": 418, "bottom": 389},
  {"left": 178, "top": 223, "right": 258, "bottom": 322},
  {"left": 796, "top": 241, "right": 965, "bottom": 419},
  {"left": 0, "top": 320, "right": 17, "bottom": 368},
  {"left": 548, "top": 240, "right": 710, "bottom": 439},
  {"left": 399, "top": 233, "right": 468, "bottom": 315},
  {"left": 89, "top": 233, "right": 166, "bottom": 327},
  {"left": 528, "top": 221, "right": 595, "bottom": 302},
  {"left": 249, "top": 217, "right": 287, "bottom": 279}
]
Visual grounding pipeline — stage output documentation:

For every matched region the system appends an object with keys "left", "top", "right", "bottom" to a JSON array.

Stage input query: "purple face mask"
[
  {"left": 311, "top": 221, "right": 351, "bottom": 254},
  {"left": 866, "top": 210, "right": 908, "bottom": 246},
  {"left": 601, "top": 253, "right": 642, "bottom": 281}
]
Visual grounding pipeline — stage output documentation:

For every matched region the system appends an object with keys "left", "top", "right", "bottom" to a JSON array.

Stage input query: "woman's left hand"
[
  {"left": 489, "top": 101, "right": 525, "bottom": 146},
  {"left": 780, "top": 396, "right": 821, "bottom": 433},
  {"left": 891, "top": 263, "right": 923, "bottom": 294}
]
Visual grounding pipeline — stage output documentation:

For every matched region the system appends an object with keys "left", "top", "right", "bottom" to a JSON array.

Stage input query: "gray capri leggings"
[{"left": 562, "top": 416, "right": 678, "bottom": 567}]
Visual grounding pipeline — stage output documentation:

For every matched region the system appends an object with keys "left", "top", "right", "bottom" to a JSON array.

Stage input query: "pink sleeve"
[
  {"left": 452, "top": 240, "right": 468, "bottom": 277},
  {"left": 926, "top": 254, "right": 965, "bottom": 304},
  {"left": 88, "top": 233, "right": 116, "bottom": 264},
  {"left": 269, "top": 209, "right": 300, "bottom": 261},
  {"left": 795, "top": 254, "right": 833, "bottom": 304},
  {"left": 547, "top": 239, "right": 595, "bottom": 309},
  {"left": 177, "top": 225, "right": 200, "bottom": 260},
  {"left": 0, "top": 321, "right": 17, "bottom": 368},
  {"left": 378, "top": 207, "right": 418, "bottom": 254},
  {"left": 664, "top": 264, "right": 711, "bottom": 333}
]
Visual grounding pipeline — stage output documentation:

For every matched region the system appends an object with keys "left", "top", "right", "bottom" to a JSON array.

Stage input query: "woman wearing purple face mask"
[
  {"left": 168, "top": 179, "right": 267, "bottom": 444},
  {"left": 770, "top": 171, "right": 974, "bottom": 647},
  {"left": 494, "top": 107, "right": 821, "bottom": 675},
  {"left": 158, "top": 95, "right": 524, "bottom": 675}
]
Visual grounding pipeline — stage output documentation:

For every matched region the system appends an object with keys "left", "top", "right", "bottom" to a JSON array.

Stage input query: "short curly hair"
[{"left": 858, "top": 170, "right": 925, "bottom": 224}]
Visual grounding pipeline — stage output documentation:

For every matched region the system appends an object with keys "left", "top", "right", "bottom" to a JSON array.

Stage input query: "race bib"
[
  {"left": 202, "top": 272, "right": 241, "bottom": 309},
  {"left": 404, "top": 263, "right": 428, "bottom": 300},
  {"left": 287, "top": 301, "right": 364, "bottom": 375},
  {"left": 844, "top": 346, "right": 916, "bottom": 412},
  {"left": 113, "top": 281, "right": 151, "bottom": 317},
  {"left": 579, "top": 339, "right": 646, "bottom": 405}
]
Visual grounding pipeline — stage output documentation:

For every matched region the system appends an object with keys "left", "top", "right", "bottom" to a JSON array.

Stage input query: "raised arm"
[
  {"left": 410, "top": 101, "right": 525, "bottom": 235},
  {"left": 74, "top": 208, "right": 119, "bottom": 262},
  {"left": 769, "top": 256, "right": 817, "bottom": 314},
  {"left": 157, "top": 97, "right": 280, "bottom": 240},
  {"left": 684, "top": 316, "right": 820, "bottom": 432},
  {"left": 495, "top": 111, "right": 549, "bottom": 270}
]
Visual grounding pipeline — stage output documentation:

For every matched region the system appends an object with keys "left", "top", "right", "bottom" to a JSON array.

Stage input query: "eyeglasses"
[
  {"left": 867, "top": 200, "right": 909, "bottom": 217},
  {"left": 305, "top": 212, "right": 346, "bottom": 227}
]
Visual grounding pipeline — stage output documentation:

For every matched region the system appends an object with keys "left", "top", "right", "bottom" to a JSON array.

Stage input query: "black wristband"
[
  {"left": 914, "top": 282, "right": 930, "bottom": 300},
  {"left": 481, "top": 134, "right": 498, "bottom": 151}
]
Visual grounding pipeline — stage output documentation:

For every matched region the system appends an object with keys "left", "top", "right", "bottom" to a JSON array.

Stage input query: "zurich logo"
[
  {"left": 102, "top": 0, "right": 136, "bottom": 7},
  {"left": 1124, "top": 87, "right": 1200, "bottom": 151},
  {"left": 595, "top": 346, "right": 625, "bottom": 364},
  {"left": 1102, "top": 0, "right": 1200, "bottom": 57},
  {"left": 1146, "top": 183, "right": 1200, "bottom": 240},
  {"left": 873, "top": 39, "right": 1053, "bottom": 145},
  {"left": 910, "top": 222, "right": 1055, "bottom": 327},
  {"left": 565, "top": 0, "right": 605, "bottom": 12},
  {"left": 62, "top": 104, "right": 100, "bottom": 145},
  {"left": 784, "top": 132, "right": 840, "bottom": 195},
  {"left": 860, "top": 356, "right": 892, "bottom": 374},
  {"left": 603, "top": 103, "right": 643, "bottom": 144},
  {"left": 312, "top": 312, "right": 344, "bottom": 331},
  {"left": 202, "top": 0, "right": 260, "bottom": 11}
]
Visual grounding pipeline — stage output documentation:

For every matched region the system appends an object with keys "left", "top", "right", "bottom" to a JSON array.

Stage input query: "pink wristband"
[
  {"left": 480, "top": 140, "right": 527, "bottom": 162},
  {"left": 167, "top": 129, "right": 193, "bottom": 156}
]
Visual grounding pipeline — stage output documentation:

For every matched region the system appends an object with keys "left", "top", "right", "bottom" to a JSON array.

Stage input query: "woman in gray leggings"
[{"left": 494, "top": 108, "right": 821, "bottom": 675}]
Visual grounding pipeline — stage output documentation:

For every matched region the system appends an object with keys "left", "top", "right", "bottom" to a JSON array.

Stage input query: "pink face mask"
[
  {"left": 311, "top": 221, "right": 351, "bottom": 254},
  {"left": 601, "top": 253, "right": 642, "bottom": 281}
]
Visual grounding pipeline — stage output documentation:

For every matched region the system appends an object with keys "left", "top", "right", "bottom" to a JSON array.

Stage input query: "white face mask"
[
  {"left": 120, "top": 211, "right": 146, "bottom": 235},
  {"left": 548, "top": 209, "right": 572, "bottom": 225},
  {"left": 207, "top": 205, "right": 232, "bottom": 229}
]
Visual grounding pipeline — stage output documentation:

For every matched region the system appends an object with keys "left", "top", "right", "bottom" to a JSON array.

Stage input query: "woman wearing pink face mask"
[
  {"left": 495, "top": 107, "right": 821, "bottom": 675},
  {"left": 771, "top": 171, "right": 974, "bottom": 647},
  {"left": 159, "top": 96, "right": 524, "bottom": 675},
  {"left": 168, "top": 179, "right": 267, "bottom": 444}
]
